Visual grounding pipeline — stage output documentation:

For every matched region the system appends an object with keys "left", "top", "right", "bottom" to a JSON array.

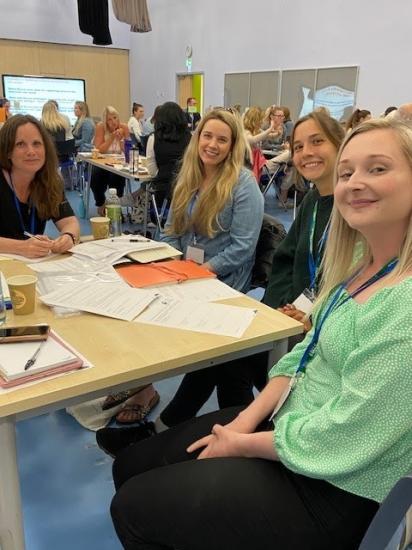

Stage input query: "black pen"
[
  {"left": 110, "top": 238, "right": 150, "bottom": 242},
  {"left": 24, "top": 341, "right": 45, "bottom": 371}
]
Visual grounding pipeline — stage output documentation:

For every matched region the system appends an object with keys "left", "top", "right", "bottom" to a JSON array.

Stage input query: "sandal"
[
  {"left": 115, "top": 391, "right": 160, "bottom": 424},
  {"left": 101, "top": 384, "right": 151, "bottom": 411}
]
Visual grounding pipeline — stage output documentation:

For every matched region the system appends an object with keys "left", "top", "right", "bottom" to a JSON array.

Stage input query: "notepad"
[
  {"left": 0, "top": 330, "right": 83, "bottom": 387},
  {"left": 116, "top": 260, "right": 216, "bottom": 288}
]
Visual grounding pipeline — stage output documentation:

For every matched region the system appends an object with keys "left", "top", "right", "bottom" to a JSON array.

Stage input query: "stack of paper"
[{"left": 0, "top": 331, "right": 84, "bottom": 388}]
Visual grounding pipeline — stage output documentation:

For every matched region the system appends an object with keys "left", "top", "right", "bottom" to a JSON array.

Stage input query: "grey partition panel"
[
  {"left": 280, "top": 69, "right": 317, "bottom": 122},
  {"left": 314, "top": 66, "right": 358, "bottom": 121},
  {"left": 224, "top": 73, "right": 250, "bottom": 112},
  {"left": 249, "top": 71, "right": 280, "bottom": 109}
]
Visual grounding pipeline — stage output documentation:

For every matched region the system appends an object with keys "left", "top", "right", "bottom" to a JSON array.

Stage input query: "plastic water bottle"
[
  {"left": 0, "top": 273, "right": 6, "bottom": 325},
  {"left": 106, "top": 188, "right": 122, "bottom": 236}
]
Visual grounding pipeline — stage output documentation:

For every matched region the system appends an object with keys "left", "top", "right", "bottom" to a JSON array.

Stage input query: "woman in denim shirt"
[
  {"left": 160, "top": 108, "right": 263, "bottom": 291},
  {"left": 72, "top": 101, "right": 95, "bottom": 152}
]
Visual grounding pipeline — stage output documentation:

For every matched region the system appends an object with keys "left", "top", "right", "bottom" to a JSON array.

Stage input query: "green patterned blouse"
[{"left": 270, "top": 277, "right": 412, "bottom": 503}]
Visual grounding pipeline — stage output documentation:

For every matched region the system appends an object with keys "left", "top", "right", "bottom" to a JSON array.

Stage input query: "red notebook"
[{"left": 116, "top": 259, "right": 216, "bottom": 288}]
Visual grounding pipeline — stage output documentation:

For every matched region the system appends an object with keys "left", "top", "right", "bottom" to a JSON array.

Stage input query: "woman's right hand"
[{"left": 22, "top": 236, "right": 53, "bottom": 258}]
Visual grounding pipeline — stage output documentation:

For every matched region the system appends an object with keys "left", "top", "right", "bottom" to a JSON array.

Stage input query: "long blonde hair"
[
  {"left": 243, "top": 106, "right": 264, "bottom": 135},
  {"left": 41, "top": 101, "right": 69, "bottom": 133},
  {"left": 168, "top": 109, "right": 247, "bottom": 238},
  {"left": 316, "top": 118, "right": 412, "bottom": 306}
]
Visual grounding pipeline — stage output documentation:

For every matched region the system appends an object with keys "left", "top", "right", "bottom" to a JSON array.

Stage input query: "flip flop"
[
  {"left": 101, "top": 384, "right": 151, "bottom": 411},
  {"left": 115, "top": 391, "right": 160, "bottom": 424}
]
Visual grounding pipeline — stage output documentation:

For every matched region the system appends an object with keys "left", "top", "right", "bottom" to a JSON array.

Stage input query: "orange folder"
[{"left": 116, "top": 260, "right": 216, "bottom": 288}]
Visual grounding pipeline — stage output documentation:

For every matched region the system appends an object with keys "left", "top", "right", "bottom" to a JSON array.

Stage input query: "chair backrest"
[
  {"left": 359, "top": 474, "right": 412, "bottom": 550},
  {"left": 55, "top": 138, "right": 76, "bottom": 158},
  {"left": 251, "top": 213, "right": 287, "bottom": 289}
]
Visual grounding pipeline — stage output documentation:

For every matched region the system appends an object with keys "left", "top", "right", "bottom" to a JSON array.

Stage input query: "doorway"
[{"left": 176, "top": 73, "right": 204, "bottom": 115}]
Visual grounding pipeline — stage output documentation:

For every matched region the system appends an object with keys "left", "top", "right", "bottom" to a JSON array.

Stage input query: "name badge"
[
  {"left": 292, "top": 288, "right": 315, "bottom": 315},
  {"left": 186, "top": 245, "right": 205, "bottom": 264},
  {"left": 269, "top": 376, "right": 298, "bottom": 421}
]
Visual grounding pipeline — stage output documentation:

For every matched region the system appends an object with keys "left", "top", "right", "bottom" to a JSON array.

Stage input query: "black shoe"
[{"left": 96, "top": 421, "right": 156, "bottom": 458}]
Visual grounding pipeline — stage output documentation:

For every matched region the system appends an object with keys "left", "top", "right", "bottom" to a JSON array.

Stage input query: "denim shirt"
[
  {"left": 160, "top": 168, "right": 264, "bottom": 292},
  {"left": 74, "top": 118, "right": 95, "bottom": 152}
]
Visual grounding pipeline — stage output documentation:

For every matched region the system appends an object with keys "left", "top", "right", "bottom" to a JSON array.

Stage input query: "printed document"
[
  {"left": 157, "top": 279, "right": 240, "bottom": 302},
  {"left": 40, "top": 281, "right": 158, "bottom": 321},
  {"left": 135, "top": 297, "right": 256, "bottom": 338}
]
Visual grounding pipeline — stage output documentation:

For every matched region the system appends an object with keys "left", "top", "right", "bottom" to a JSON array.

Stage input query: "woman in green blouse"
[{"left": 110, "top": 118, "right": 412, "bottom": 550}]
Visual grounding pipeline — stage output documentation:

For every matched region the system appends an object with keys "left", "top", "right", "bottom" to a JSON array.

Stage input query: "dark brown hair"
[
  {"left": 0, "top": 114, "right": 64, "bottom": 219},
  {"left": 345, "top": 109, "right": 371, "bottom": 132}
]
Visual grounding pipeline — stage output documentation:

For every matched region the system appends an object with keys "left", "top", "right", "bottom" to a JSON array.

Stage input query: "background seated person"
[
  {"left": 261, "top": 105, "right": 287, "bottom": 154},
  {"left": 92, "top": 106, "right": 129, "bottom": 213},
  {"left": 127, "top": 102, "right": 145, "bottom": 153},
  {"left": 110, "top": 117, "right": 412, "bottom": 550},
  {"left": 72, "top": 100, "right": 95, "bottom": 152},
  {"left": 0, "top": 114, "right": 79, "bottom": 257},
  {"left": 145, "top": 101, "right": 191, "bottom": 211},
  {"left": 243, "top": 106, "right": 277, "bottom": 180}
]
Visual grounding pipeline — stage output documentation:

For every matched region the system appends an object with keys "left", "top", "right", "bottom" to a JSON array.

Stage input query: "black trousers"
[
  {"left": 160, "top": 352, "right": 268, "bottom": 427},
  {"left": 111, "top": 407, "right": 379, "bottom": 550},
  {"left": 90, "top": 167, "right": 125, "bottom": 207}
]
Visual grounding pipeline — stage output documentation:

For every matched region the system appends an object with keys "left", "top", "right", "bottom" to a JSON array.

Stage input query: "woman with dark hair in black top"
[{"left": 146, "top": 101, "right": 191, "bottom": 209}]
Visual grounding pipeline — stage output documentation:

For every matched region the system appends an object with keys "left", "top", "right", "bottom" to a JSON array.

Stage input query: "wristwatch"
[{"left": 61, "top": 232, "right": 77, "bottom": 245}]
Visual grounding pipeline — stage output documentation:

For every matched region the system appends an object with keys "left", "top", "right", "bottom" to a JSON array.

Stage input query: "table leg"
[
  {"left": 0, "top": 417, "right": 25, "bottom": 550},
  {"left": 84, "top": 163, "right": 93, "bottom": 218}
]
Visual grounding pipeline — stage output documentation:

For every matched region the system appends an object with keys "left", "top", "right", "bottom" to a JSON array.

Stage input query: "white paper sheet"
[
  {"left": 40, "top": 281, "right": 158, "bottom": 321},
  {"left": 157, "top": 279, "right": 240, "bottom": 303},
  {"left": 0, "top": 252, "right": 59, "bottom": 263},
  {"left": 135, "top": 297, "right": 256, "bottom": 338},
  {"left": 69, "top": 237, "right": 165, "bottom": 261}
]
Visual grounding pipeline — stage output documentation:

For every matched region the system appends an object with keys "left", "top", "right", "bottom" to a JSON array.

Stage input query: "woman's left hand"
[
  {"left": 50, "top": 233, "right": 74, "bottom": 254},
  {"left": 187, "top": 424, "right": 247, "bottom": 459}
]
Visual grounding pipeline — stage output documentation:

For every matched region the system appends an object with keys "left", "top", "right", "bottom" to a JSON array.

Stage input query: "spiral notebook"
[{"left": 0, "top": 330, "right": 83, "bottom": 387}]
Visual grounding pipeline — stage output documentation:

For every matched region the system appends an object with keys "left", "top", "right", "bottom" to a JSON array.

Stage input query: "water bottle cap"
[{"left": 108, "top": 188, "right": 117, "bottom": 195}]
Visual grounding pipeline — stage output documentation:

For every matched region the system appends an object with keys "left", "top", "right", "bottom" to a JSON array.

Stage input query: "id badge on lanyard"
[{"left": 186, "top": 235, "right": 205, "bottom": 264}]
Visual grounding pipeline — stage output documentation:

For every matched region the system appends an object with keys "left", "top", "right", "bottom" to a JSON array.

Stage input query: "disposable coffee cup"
[
  {"left": 90, "top": 216, "right": 110, "bottom": 240},
  {"left": 7, "top": 275, "right": 37, "bottom": 315},
  {"left": 92, "top": 148, "right": 99, "bottom": 159}
]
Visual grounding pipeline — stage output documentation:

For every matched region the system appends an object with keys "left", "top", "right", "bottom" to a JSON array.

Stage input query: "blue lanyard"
[
  {"left": 188, "top": 193, "right": 198, "bottom": 244},
  {"left": 295, "top": 258, "right": 398, "bottom": 377},
  {"left": 308, "top": 201, "right": 330, "bottom": 292},
  {"left": 9, "top": 173, "right": 36, "bottom": 235}
]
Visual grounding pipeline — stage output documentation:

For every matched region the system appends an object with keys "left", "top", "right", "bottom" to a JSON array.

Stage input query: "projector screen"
[{"left": 2, "top": 75, "right": 86, "bottom": 125}]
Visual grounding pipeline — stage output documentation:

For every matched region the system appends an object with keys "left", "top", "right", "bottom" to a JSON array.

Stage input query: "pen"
[
  {"left": 111, "top": 238, "right": 150, "bottom": 243},
  {"left": 105, "top": 163, "right": 115, "bottom": 167},
  {"left": 23, "top": 231, "right": 42, "bottom": 241},
  {"left": 24, "top": 340, "right": 46, "bottom": 371}
]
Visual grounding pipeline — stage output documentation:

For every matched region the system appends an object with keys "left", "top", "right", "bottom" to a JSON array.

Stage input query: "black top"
[
  {"left": 0, "top": 170, "right": 74, "bottom": 240},
  {"left": 184, "top": 110, "right": 201, "bottom": 132},
  {"left": 153, "top": 134, "right": 191, "bottom": 197},
  {"left": 263, "top": 188, "right": 334, "bottom": 309}
]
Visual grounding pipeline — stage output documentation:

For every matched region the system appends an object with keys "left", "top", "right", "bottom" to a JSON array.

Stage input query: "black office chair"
[
  {"left": 359, "top": 474, "right": 412, "bottom": 550},
  {"left": 55, "top": 139, "right": 77, "bottom": 190}
]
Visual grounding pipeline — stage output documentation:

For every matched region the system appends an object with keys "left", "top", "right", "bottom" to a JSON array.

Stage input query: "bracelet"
[{"left": 61, "top": 232, "right": 77, "bottom": 245}]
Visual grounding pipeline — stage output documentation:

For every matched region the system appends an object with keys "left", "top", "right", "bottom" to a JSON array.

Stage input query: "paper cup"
[
  {"left": 7, "top": 275, "right": 37, "bottom": 315},
  {"left": 90, "top": 216, "right": 110, "bottom": 240}
]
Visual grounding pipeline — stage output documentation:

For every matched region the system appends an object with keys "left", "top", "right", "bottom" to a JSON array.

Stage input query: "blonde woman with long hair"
[
  {"left": 97, "top": 109, "right": 264, "bottom": 446},
  {"left": 41, "top": 100, "right": 72, "bottom": 142},
  {"left": 91, "top": 106, "right": 130, "bottom": 209},
  {"left": 72, "top": 100, "right": 95, "bottom": 151},
  {"left": 110, "top": 117, "right": 412, "bottom": 550}
]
